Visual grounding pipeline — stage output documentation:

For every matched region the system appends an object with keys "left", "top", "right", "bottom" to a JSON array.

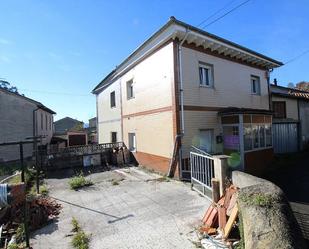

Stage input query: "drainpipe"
[
  {"left": 267, "top": 69, "right": 273, "bottom": 111},
  {"left": 32, "top": 108, "right": 39, "bottom": 150},
  {"left": 178, "top": 29, "right": 190, "bottom": 135}
]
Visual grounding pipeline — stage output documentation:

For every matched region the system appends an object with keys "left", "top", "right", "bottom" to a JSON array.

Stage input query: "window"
[
  {"left": 127, "top": 80, "right": 134, "bottom": 99},
  {"left": 243, "top": 116, "right": 272, "bottom": 151},
  {"left": 45, "top": 114, "right": 47, "bottom": 130},
  {"left": 41, "top": 113, "right": 43, "bottom": 129},
  {"left": 272, "top": 101, "right": 286, "bottom": 118},
  {"left": 110, "top": 91, "right": 116, "bottom": 108},
  {"left": 223, "top": 126, "right": 240, "bottom": 151},
  {"left": 111, "top": 132, "right": 117, "bottom": 143},
  {"left": 128, "top": 133, "right": 136, "bottom": 152},
  {"left": 199, "top": 63, "right": 214, "bottom": 87},
  {"left": 251, "top": 75, "right": 261, "bottom": 95},
  {"left": 50, "top": 116, "right": 52, "bottom": 130}
]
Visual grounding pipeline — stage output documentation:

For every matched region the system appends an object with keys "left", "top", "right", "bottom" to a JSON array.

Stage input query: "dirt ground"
[{"left": 31, "top": 166, "right": 210, "bottom": 249}]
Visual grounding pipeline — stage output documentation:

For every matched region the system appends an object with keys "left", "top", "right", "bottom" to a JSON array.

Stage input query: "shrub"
[{"left": 69, "top": 174, "right": 93, "bottom": 190}]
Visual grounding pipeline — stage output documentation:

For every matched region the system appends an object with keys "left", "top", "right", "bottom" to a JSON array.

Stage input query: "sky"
[{"left": 0, "top": 0, "right": 308, "bottom": 122}]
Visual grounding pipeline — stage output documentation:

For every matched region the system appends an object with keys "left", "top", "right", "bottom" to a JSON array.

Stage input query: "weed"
[
  {"left": 239, "top": 192, "right": 274, "bottom": 207},
  {"left": 7, "top": 243, "right": 19, "bottom": 249},
  {"left": 111, "top": 180, "right": 119, "bottom": 185},
  {"left": 69, "top": 174, "right": 93, "bottom": 190},
  {"left": 40, "top": 185, "right": 49, "bottom": 195},
  {"left": 71, "top": 217, "right": 81, "bottom": 233},
  {"left": 15, "top": 224, "right": 25, "bottom": 243},
  {"left": 72, "top": 231, "right": 90, "bottom": 249},
  {"left": 71, "top": 217, "right": 90, "bottom": 249}
]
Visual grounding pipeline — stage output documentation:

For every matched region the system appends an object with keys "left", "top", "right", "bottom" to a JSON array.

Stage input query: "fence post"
[{"left": 213, "top": 155, "right": 229, "bottom": 196}]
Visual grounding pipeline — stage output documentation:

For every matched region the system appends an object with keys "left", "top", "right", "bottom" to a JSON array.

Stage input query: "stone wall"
[{"left": 232, "top": 171, "right": 306, "bottom": 249}]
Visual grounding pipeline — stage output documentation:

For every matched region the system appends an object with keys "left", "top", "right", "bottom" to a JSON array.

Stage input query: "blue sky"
[{"left": 0, "top": 0, "right": 308, "bottom": 122}]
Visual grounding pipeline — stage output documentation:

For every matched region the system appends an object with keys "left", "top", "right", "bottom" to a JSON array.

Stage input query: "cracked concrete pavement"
[{"left": 31, "top": 167, "right": 210, "bottom": 249}]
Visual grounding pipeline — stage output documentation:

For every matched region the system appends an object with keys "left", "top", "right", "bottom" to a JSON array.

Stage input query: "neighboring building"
[
  {"left": 86, "top": 117, "right": 97, "bottom": 144},
  {"left": 92, "top": 17, "right": 283, "bottom": 178},
  {"left": 271, "top": 84, "right": 309, "bottom": 153},
  {"left": 0, "top": 87, "right": 56, "bottom": 162},
  {"left": 54, "top": 117, "right": 83, "bottom": 135}
]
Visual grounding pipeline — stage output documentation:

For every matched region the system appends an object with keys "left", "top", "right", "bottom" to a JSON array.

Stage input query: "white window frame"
[
  {"left": 127, "top": 79, "right": 134, "bottom": 100},
  {"left": 128, "top": 133, "right": 136, "bottom": 152},
  {"left": 199, "top": 63, "right": 214, "bottom": 87},
  {"left": 251, "top": 75, "right": 261, "bottom": 95}
]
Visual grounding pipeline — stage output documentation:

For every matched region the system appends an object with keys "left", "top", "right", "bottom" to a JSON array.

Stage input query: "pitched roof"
[
  {"left": 92, "top": 17, "right": 283, "bottom": 94},
  {"left": 0, "top": 87, "right": 56, "bottom": 114},
  {"left": 271, "top": 84, "right": 309, "bottom": 100}
]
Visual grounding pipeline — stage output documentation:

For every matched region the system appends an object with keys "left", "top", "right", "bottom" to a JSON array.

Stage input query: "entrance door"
[{"left": 199, "top": 129, "right": 214, "bottom": 153}]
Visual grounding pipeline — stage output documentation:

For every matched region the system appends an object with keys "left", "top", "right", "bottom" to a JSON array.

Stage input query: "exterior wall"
[
  {"left": 181, "top": 46, "right": 269, "bottom": 158},
  {"left": 0, "top": 90, "right": 54, "bottom": 162},
  {"left": 244, "top": 148, "right": 274, "bottom": 176},
  {"left": 35, "top": 109, "right": 54, "bottom": 145},
  {"left": 97, "top": 80, "right": 122, "bottom": 144},
  {"left": 0, "top": 91, "right": 34, "bottom": 161},
  {"left": 96, "top": 42, "right": 175, "bottom": 173},
  {"left": 181, "top": 46, "right": 269, "bottom": 109},
  {"left": 182, "top": 110, "right": 222, "bottom": 157},
  {"left": 272, "top": 96, "right": 299, "bottom": 121},
  {"left": 299, "top": 100, "right": 309, "bottom": 147}
]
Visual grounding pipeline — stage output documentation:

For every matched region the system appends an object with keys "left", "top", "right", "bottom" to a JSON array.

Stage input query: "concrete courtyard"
[{"left": 31, "top": 167, "right": 210, "bottom": 249}]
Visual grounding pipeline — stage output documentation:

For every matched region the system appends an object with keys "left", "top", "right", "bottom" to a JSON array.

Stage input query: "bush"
[{"left": 69, "top": 174, "right": 93, "bottom": 190}]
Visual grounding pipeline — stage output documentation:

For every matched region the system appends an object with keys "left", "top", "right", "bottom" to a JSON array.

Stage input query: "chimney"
[{"left": 273, "top": 78, "right": 277, "bottom": 86}]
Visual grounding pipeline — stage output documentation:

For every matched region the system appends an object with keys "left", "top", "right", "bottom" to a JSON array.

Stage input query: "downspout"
[
  {"left": 267, "top": 69, "right": 273, "bottom": 111},
  {"left": 32, "top": 108, "right": 39, "bottom": 150},
  {"left": 178, "top": 29, "right": 190, "bottom": 135}
]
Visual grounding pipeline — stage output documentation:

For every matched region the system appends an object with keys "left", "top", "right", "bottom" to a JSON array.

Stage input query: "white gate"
[{"left": 190, "top": 150, "right": 215, "bottom": 198}]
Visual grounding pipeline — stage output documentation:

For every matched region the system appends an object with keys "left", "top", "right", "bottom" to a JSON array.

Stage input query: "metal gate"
[
  {"left": 190, "top": 150, "right": 214, "bottom": 198},
  {"left": 273, "top": 122, "right": 299, "bottom": 153}
]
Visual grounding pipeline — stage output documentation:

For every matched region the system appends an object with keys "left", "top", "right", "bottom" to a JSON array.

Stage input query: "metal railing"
[{"left": 190, "top": 151, "right": 215, "bottom": 198}]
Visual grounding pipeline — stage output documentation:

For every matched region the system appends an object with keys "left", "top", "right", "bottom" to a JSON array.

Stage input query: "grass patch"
[
  {"left": 69, "top": 174, "right": 93, "bottom": 190},
  {"left": 239, "top": 192, "right": 274, "bottom": 207},
  {"left": 71, "top": 218, "right": 90, "bottom": 249}
]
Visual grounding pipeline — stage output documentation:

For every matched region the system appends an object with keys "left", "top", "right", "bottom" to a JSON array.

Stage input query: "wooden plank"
[
  {"left": 224, "top": 205, "right": 238, "bottom": 238},
  {"left": 211, "top": 178, "right": 220, "bottom": 203},
  {"left": 218, "top": 206, "right": 227, "bottom": 229}
]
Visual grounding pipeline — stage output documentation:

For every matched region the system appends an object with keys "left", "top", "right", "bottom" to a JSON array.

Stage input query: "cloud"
[{"left": 0, "top": 38, "right": 10, "bottom": 45}]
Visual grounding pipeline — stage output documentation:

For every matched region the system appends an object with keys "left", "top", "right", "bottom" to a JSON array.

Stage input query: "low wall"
[{"left": 232, "top": 171, "right": 305, "bottom": 249}]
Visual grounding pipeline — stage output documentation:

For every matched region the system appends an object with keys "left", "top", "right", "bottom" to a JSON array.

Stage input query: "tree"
[{"left": 296, "top": 81, "right": 309, "bottom": 91}]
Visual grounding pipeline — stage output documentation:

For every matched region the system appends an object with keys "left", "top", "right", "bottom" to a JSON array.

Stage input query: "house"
[
  {"left": 271, "top": 83, "right": 309, "bottom": 153},
  {"left": 0, "top": 87, "right": 56, "bottom": 162},
  {"left": 52, "top": 117, "right": 87, "bottom": 148},
  {"left": 92, "top": 17, "right": 283, "bottom": 178},
  {"left": 86, "top": 117, "right": 98, "bottom": 144},
  {"left": 54, "top": 117, "right": 84, "bottom": 135}
]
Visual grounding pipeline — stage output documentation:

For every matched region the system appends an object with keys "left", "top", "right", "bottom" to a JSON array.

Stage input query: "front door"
[{"left": 199, "top": 129, "right": 214, "bottom": 153}]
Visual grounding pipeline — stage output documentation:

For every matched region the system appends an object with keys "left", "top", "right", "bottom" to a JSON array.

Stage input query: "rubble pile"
[{"left": 198, "top": 185, "right": 242, "bottom": 249}]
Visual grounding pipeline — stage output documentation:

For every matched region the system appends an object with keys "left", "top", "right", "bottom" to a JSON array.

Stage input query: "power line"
[
  {"left": 18, "top": 88, "right": 92, "bottom": 97},
  {"left": 284, "top": 48, "right": 309, "bottom": 65},
  {"left": 196, "top": 0, "right": 238, "bottom": 28},
  {"left": 202, "top": 0, "right": 252, "bottom": 29}
]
